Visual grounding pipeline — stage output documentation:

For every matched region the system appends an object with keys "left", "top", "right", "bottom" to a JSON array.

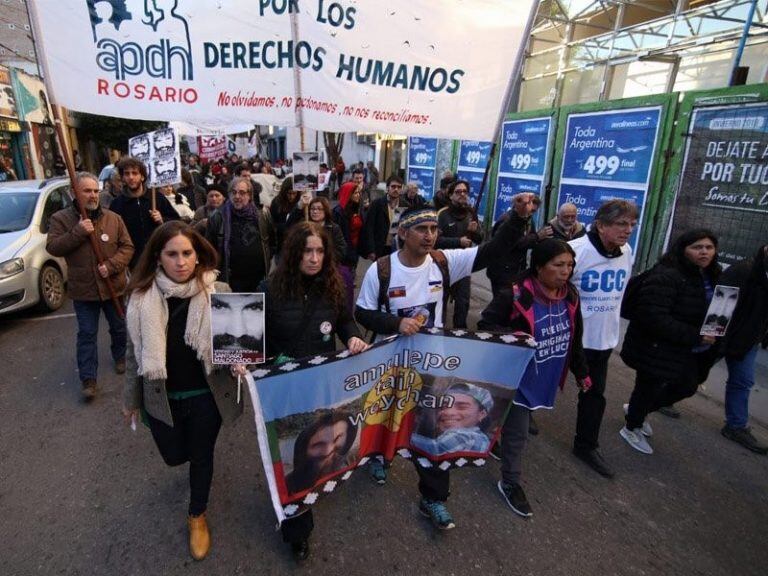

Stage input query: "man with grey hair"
[
  {"left": 568, "top": 199, "right": 638, "bottom": 477},
  {"left": 549, "top": 203, "right": 586, "bottom": 241},
  {"left": 46, "top": 172, "right": 134, "bottom": 400}
]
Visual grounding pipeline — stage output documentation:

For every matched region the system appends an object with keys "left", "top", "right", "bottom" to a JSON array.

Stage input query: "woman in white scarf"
[{"left": 122, "top": 221, "right": 244, "bottom": 562}]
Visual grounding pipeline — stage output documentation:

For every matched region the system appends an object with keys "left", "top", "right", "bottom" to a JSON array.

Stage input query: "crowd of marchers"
[{"left": 44, "top": 153, "right": 768, "bottom": 564}]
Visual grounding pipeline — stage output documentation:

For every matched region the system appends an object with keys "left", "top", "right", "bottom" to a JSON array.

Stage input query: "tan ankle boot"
[{"left": 188, "top": 513, "right": 210, "bottom": 560}]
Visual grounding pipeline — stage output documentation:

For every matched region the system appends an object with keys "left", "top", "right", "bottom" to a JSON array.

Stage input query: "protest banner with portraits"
[
  {"left": 246, "top": 328, "right": 535, "bottom": 522},
  {"left": 128, "top": 127, "right": 181, "bottom": 187}
]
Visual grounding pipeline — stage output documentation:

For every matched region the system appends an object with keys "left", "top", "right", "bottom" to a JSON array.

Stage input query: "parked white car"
[{"left": 0, "top": 178, "right": 71, "bottom": 315}]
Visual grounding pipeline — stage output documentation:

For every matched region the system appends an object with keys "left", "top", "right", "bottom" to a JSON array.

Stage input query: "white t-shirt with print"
[
  {"left": 356, "top": 247, "right": 478, "bottom": 333},
  {"left": 569, "top": 234, "right": 633, "bottom": 350}
]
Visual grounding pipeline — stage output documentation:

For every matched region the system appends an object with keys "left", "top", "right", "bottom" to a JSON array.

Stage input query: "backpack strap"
[
  {"left": 376, "top": 254, "right": 392, "bottom": 313},
  {"left": 429, "top": 249, "right": 452, "bottom": 324}
]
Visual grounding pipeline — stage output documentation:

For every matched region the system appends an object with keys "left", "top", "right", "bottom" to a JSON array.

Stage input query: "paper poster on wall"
[
  {"left": 493, "top": 117, "right": 553, "bottom": 223},
  {"left": 407, "top": 137, "right": 438, "bottom": 200},
  {"left": 456, "top": 140, "right": 493, "bottom": 221},
  {"left": 556, "top": 106, "right": 662, "bottom": 253},
  {"left": 666, "top": 103, "right": 768, "bottom": 266},
  {"left": 128, "top": 127, "right": 181, "bottom": 187}
]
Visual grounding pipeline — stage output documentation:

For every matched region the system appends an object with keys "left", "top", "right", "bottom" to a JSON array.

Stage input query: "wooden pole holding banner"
[
  {"left": 151, "top": 187, "right": 157, "bottom": 212},
  {"left": 27, "top": 0, "right": 125, "bottom": 317},
  {"left": 473, "top": 2, "right": 539, "bottom": 217}
]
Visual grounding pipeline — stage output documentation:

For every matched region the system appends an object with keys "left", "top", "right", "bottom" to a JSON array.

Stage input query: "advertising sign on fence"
[
  {"left": 407, "top": 137, "right": 439, "bottom": 200},
  {"left": 556, "top": 106, "right": 662, "bottom": 252},
  {"left": 667, "top": 103, "right": 768, "bottom": 265},
  {"left": 456, "top": 140, "right": 493, "bottom": 221},
  {"left": 494, "top": 117, "right": 553, "bottom": 223}
]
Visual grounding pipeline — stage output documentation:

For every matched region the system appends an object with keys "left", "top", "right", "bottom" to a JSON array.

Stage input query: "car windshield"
[{"left": 0, "top": 192, "right": 38, "bottom": 233}]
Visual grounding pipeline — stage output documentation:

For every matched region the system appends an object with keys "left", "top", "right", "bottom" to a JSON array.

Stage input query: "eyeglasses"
[
  {"left": 389, "top": 184, "right": 403, "bottom": 189},
  {"left": 453, "top": 189, "right": 469, "bottom": 196},
  {"left": 609, "top": 220, "right": 636, "bottom": 229}
]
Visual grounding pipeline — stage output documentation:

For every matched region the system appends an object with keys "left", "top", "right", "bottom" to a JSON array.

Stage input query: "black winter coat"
[
  {"left": 359, "top": 196, "right": 394, "bottom": 259},
  {"left": 719, "top": 246, "right": 768, "bottom": 359},
  {"left": 485, "top": 211, "right": 537, "bottom": 284},
  {"left": 259, "top": 274, "right": 360, "bottom": 360},
  {"left": 109, "top": 191, "right": 179, "bottom": 267},
  {"left": 621, "top": 259, "right": 720, "bottom": 381}
]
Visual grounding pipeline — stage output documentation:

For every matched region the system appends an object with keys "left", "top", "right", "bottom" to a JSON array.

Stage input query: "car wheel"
[{"left": 37, "top": 264, "right": 65, "bottom": 312}]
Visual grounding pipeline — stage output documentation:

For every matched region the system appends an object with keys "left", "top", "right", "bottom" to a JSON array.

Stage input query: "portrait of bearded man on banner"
[{"left": 285, "top": 411, "right": 358, "bottom": 495}]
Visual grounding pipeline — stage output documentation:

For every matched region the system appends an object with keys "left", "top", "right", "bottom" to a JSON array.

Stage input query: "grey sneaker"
[
  {"left": 418, "top": 498, "right": 456, "bottom": 530},
  {"left": 620, "top": 426, "right": 653, "bottom": 454},
  {"left": 623, "top": 404, "right": 653, "bottom": 437},
  {"left": 721, "top": 426, "right": 768, "bottom": 455},
  {"left": 497, "top": 481, "right": 533, "bottom": 517}
]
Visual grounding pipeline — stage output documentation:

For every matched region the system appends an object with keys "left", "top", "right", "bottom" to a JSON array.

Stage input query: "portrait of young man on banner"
[
  {"left": 409, "top": 377, "right": 513, "bottom": 457},
  {"left": 210, "top": 293, "right": 265, "bottom": 364}
]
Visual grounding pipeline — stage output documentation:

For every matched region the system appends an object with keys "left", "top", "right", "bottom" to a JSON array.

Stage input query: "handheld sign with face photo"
[
  {"left": 210, "top": 293, "right": 265, "bottom": 364},
  {"left": 128, "top": 127, "right": 181, "bottom": 187},
  {"left": 700, "top": 284, "right": 739, "bottom": 337},
  {"left": 292, "top": 151, "right": 319, "bottom": 192}
]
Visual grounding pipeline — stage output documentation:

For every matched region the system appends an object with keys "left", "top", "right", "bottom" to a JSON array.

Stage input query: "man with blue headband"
[{"left": 355, "top": 199, "right": 533, "bottom": 531}]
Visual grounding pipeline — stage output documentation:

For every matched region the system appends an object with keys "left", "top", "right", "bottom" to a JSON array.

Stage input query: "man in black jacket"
[
  {"left": 109, "top": 157, "right": 179, "bottom": 268},
  {"left": 718, "top": 245, "right": 768, "bottom": 454},
  {"left": 360, "top": 175, "right": 405, "bottom": 260},
  {"left": 486, "top": 193, "right": 552, "bottom": 296},
  {"left": 436, "top": 179, "right": 483, "bottom": 328}
]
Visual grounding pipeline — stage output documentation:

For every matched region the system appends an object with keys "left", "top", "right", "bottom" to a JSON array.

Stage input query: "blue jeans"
[
  {"left": 725, "top": 344, "right": 758, "bottom": 429},
  {"left": 73, "top": 299, "right": 126, "bottom": 381}
]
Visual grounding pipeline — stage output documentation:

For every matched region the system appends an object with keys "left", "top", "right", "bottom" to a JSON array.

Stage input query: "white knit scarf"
[{"left": 127, "top": 270, "right": 217, "bottom": 381}]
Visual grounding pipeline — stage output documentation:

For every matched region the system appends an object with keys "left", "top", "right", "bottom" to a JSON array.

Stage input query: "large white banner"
[{"left": 31, "top": 0, "right": 534, "bottom": 141}]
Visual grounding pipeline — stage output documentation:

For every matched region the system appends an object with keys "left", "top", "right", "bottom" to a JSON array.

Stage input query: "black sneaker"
[
  {"left": 528, "top": 414, "right": 539, "bottom": 436},
  {"left": 721, "top": 426, "right": 768, "bottom": 455},
  {"left": 497, "top": 481, "right": 533, "bottom": 517},
  {"left": 291, "top": 539, "right": 310, "bottom": 562}
]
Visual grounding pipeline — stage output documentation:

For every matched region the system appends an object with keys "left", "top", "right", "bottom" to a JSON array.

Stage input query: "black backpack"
[{"left": 620, "top": 265, "right": 655, "bottom": 321}]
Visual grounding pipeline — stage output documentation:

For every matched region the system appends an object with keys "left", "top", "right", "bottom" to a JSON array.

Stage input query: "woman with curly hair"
[{"left": 259, "top": 221, "right": 367, "bottom": 562}]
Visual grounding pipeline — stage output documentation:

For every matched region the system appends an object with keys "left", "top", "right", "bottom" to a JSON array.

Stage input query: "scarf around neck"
[
  {"left": 221, "top": 199, "right": 260, "bottom": 272},
  {"left": 127, "top": 269, "right": 217, "bottom": 381}
]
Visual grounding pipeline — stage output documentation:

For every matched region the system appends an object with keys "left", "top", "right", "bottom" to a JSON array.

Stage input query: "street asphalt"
[{"left": 1, "top": 266, "right": 766, "bottom": 576}]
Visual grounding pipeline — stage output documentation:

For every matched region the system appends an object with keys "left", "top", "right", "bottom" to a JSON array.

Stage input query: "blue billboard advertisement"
[
  {"left": 493, "top": 117, "right": 553, "bottom": 223},
  {"left": 407, "top": 137, "right": 439, "bottom": 200},
  {"left": 557, "top": 106, "right": 662, "bottom": 252},
  {"left": 456, "top": 140, "right": 493, "bottom": 221}
]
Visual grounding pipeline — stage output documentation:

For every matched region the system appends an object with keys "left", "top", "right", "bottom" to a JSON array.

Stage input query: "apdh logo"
[{"left": 87, "top": 0, "right": 193, "bottom": 81}]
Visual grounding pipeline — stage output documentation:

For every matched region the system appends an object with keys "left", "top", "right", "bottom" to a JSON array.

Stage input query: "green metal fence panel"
[
  {"left": 653, "top": 83, "right": 768, "bottom": 268},
  {"left": 487, "top": 108, "right": 560, "bottom": 230},
  {"left": 549, "top": 94, "right": 678, "bottom": 271}
]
